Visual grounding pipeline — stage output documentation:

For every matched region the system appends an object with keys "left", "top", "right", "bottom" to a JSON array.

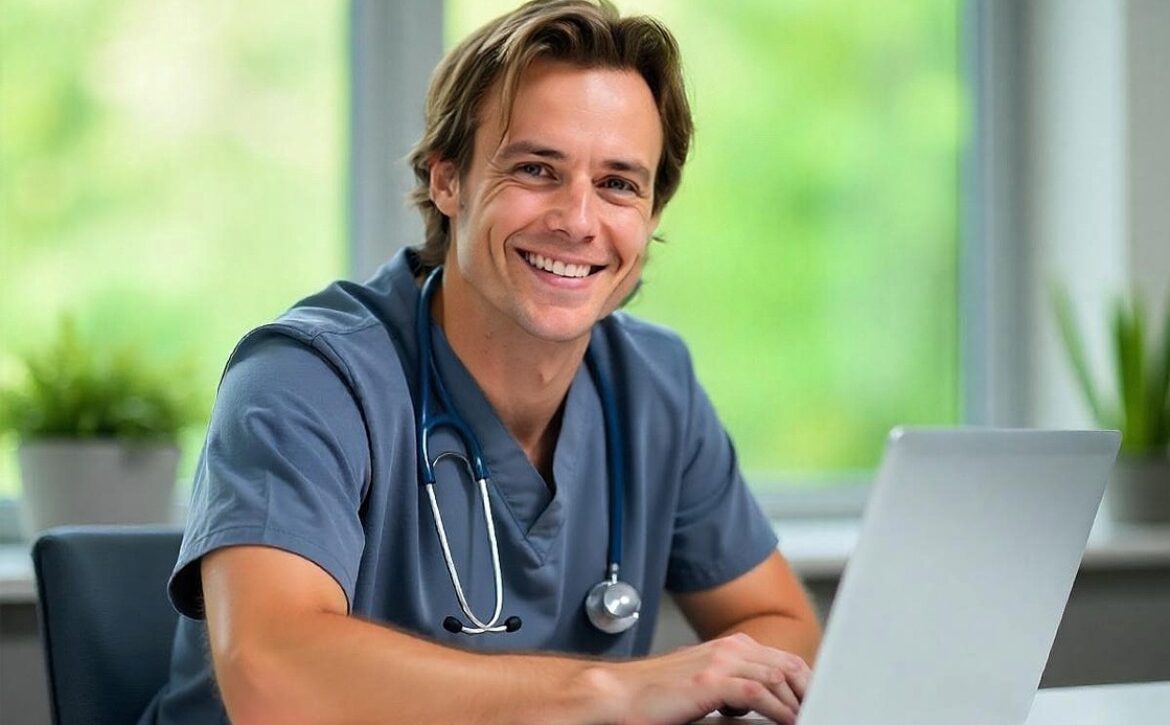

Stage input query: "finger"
[
  {"left": 718, "top": 634, "right": 799, "bottom": 673},
  {"left": 768, "top": 678, "right": 800, "bottom": 714},
  {"left": 779, "top": 657, "right": 812, "bottom": 700},
  {"left": 707, "top": 637, "right": 810, "bottom": 711},
  {"left": 730, "top": 661, "right": 801, "bottom": 714},
  {"left": 728, "top": 643, "right": 808, "bottom": 706},
  {"left": 722, "top": 659, "right": 778, "bottom": 683},
  {"left": 717, "top": 676, "right": 797, "bottom": 725}
]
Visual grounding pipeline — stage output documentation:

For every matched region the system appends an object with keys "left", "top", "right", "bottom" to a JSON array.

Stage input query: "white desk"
[
  {"left": 699, "top": 681, "right": 1170, "bottom": 723},
  {"left": 1024, "top": 680, "right": 1170, "bottom": 724}
]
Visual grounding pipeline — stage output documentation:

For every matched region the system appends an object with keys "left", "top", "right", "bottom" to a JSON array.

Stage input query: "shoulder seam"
[{"left": 268, "top": 317, "right": 385, "bottom": 344}]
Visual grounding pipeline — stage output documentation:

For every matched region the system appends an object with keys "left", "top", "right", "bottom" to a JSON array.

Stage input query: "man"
[{"left": 142, "top": 1, "right": 821, "bottom": 723}]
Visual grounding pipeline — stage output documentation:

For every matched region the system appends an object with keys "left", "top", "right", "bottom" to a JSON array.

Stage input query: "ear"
[
  {"left": 428, "top": 155, "right": 460, "bottom": 218},
  {"left": 647, "top": 212, "right": 662, "bottom": 243}
]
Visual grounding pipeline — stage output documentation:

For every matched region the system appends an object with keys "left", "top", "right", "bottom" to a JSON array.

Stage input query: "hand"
[{"left": 601, "top": 633, "right": 811, "bottom": 724}]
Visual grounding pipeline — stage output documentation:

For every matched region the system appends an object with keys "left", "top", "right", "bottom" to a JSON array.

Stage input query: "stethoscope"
[{"left": 415, "top": 266, "right": 642, "bottom": 636}]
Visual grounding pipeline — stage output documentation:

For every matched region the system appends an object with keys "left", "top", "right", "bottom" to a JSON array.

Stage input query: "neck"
[{"left": 431, "top": 269, "right": 589, "bottom": 477}]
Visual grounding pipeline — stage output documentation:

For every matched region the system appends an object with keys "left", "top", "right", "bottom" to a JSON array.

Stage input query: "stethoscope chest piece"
[{"left": 585, "top": 575, "right": 642, "bottom": 634}]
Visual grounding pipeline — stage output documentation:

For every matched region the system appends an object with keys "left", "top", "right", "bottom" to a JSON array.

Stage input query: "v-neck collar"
[
  {"left": 418, "top": 287, "right": 601, "bottom": 565},
  {"left": 372, "top": 250, "right": 606, "bottom": 563}
]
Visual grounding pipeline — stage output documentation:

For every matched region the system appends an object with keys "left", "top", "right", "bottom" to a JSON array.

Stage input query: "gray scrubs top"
[{"left": 141, "top": 248, "right": 778, "bottom": 724}]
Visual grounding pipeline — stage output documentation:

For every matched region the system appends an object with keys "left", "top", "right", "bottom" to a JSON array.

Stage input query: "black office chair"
[{"left": 32, "top": 525, "right": 183, "bottom": 725}]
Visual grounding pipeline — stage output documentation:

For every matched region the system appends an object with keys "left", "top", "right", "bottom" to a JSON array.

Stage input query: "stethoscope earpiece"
[{"left": 443, "top": 614, "right": 524, "bottom": 634}]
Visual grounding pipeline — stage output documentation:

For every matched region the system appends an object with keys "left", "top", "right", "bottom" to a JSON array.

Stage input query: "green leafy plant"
[
  {"left": 1053, "top": 287, "right": 1170, "bottom": 456},
  {"left": 0, "top": 317, "right": 204, "bottom": 441}
]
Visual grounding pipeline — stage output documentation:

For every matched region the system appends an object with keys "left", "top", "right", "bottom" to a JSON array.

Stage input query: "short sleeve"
[
  {"left": 168, "top": 333, "right": 371, "bottom": 618},
  {"left": 664, "top": 365, "right": 778, "bottom": 592}
]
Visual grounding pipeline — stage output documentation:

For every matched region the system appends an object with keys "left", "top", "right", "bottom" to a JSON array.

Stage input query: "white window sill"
[
  {"left": 4, "top": 513, "right": 1169, "bottom": 605},
  {"left": 773, "top": 514, "right": 1170, "bottom": 579},
  {"left": 0, "top": 548, "right": 35, "bottom": 603}
]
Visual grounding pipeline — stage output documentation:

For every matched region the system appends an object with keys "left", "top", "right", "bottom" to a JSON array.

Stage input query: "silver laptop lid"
[{"left": 798, "top": 428, "right": 1120, "bottom": 725}]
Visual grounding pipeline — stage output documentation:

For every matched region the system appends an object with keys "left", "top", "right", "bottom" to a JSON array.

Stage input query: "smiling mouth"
[{"left": 521, "top": 251, "right": 605, "bottom": 279}]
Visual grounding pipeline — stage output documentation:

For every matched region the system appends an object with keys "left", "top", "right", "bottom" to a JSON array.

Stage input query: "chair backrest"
[{"left": 32, "top": 525, "right": 183, "bottom": 725}]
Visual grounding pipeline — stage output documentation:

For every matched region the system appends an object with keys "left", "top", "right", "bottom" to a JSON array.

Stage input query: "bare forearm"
[
  {"left": 721, "top": 612, "right": 822, "bottom": 665},
  {"left": 216, "top": 608, "right": 820, "bottom": 725},
  {"left": 215, "top": 613, "right": 614, "bottom": 725},
  {"left": 204, "top": 545, "right": 816, "bottom": 724}
]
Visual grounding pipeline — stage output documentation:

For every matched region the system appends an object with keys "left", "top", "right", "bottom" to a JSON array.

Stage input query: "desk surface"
[
  {"left": 1023, "top": 680, "right": 1170, "bottom": 724},
  {"left": 695, "top": 681, "right": 1170, "bottom": 724}
]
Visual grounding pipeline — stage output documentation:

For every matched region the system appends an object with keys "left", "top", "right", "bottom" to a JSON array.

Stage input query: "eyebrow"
[{"left": 497, "top": 141, "right": 652, "bottom": 185}]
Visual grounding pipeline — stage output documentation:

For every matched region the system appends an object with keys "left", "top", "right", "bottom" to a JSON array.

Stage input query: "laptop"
[{"left": 743, "top": 427, "right": 1120, "bottom": 724}]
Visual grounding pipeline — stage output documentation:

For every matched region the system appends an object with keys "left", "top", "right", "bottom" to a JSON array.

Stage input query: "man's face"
[{"left": 430, "top": 59, "right": 663, "bottom": 345}]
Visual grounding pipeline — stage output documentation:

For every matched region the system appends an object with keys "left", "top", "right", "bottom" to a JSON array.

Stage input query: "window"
[
  {"left": 1, "top": 0, "right": 964, "bottom": 502},
  {"left": 0, "top": 1, "right": 348, "bottom": 499},
  {"left": 446, "top": 0, "right": 963, "bottom": 484}
]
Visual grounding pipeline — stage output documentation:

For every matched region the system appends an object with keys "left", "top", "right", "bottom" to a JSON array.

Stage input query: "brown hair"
[{"left": 407, "top": 0, "right": 693, "bottom": 269}]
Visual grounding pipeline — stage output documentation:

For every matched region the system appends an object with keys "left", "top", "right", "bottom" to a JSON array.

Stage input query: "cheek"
[
  {"left": 455, "top": 187, "right": 538, "bottom": 264},
  {"left": 609, "top": 212, "right": 653, "bottom": 262},
  {"left": 482, "top": 185, "right": 547, "bottom": 228},
  {"left": 603, "top": 256, "right": 646, "bottom": 314},
  {"left": 612, "top": 252, "right": 647, "bottom": 295}
]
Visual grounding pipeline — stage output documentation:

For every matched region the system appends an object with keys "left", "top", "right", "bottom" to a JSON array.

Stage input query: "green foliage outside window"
[
  {"left": 1, "top": 0, "right": 960, "bottom": 497},
  {"left": 0, "top": 0, "right": 347, "bottom": 496}
]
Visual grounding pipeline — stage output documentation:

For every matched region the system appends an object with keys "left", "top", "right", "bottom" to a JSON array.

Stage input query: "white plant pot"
[
  {"left": 18, "top": 439, "right": 180, "bottom": 537},
  {"left": 1103, "top": 456, "right": 1170, "bottom": 524}
]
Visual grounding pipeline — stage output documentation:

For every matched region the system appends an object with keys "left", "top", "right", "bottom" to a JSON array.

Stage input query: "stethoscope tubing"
[
  {"left": 584, "top": 351, "right": 624, "bottom": 577},
  {"left": 414, "top": 264, "right": 637, "bottom": 635},
  {"left": 423, "top": 460, "right": 505, "bottom": 632},
  {"left": 416, "top": 267, "right": 489, "bottom": 485}
]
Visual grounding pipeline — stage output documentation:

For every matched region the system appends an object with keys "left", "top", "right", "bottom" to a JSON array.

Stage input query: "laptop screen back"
[{"left": 797, "top": 428, "right": 1120, "bottom": 725}]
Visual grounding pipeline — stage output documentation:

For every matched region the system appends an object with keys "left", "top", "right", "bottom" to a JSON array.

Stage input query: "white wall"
[
  {"left": 1023, "top": 0, "right": 1169, "bottom": 430},
  {"left": 1126, "top": 0, "right": 1170, "bottom": 313}
]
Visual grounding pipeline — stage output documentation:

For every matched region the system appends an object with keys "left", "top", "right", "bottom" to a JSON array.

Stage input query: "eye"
[
  {"left": 516, "top": 162, "right": 549, "bottom": 178},
  {"left": 601, "top": 177, "right": 637, "bottom": 194}
]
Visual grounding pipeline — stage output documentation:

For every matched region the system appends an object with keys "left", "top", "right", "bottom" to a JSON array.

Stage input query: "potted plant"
[
  {"left": 0, "top": 318, "right": 204, "bottom": 537},
  {"left": 1054, "top": 287, "right": 1170, "bottom": 523}
]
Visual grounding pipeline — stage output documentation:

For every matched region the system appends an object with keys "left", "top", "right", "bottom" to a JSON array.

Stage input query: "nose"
[{"left": 546, "top": 177, "right": 598, "bottom": 242}]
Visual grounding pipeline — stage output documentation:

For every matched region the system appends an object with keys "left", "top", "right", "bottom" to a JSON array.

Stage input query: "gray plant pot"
[
  {"left": 18, "top": 439, "right": 180, "bottom": 538},
  {"left": 1103, "top": 456, "right": 1170, "bottom": 524}
]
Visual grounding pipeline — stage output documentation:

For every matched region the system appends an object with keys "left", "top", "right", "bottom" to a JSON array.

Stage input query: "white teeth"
[{"left": 523, "top": 252, "right": 591, "bottom": 278}]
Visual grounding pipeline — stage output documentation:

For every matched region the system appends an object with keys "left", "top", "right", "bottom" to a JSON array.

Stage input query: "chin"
[
  {"left": 521, "top": 322, "right": 595, "bottom": 345},
  {"left": 515, "top": 306, "right": 598, "bottom": 345}
]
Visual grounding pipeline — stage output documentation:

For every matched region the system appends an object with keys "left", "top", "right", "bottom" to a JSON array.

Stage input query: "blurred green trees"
[
  {"left": 1, "top": 0, "right": 960, "bottom": 496},
  {"left": 0, "top": 0, "right": 347, "bottom": 495}
]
